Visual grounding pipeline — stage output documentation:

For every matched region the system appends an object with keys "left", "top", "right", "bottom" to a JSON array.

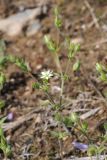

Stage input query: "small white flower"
[{"left": 40, "top": 70, "right": 53, "bottom": 80}]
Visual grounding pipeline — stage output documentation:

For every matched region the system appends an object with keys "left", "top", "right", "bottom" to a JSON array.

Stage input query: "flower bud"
[
  {"left": 7, "top": 112, "right": 14, "bottom": 121},
  {"left": 70, "top": 112, "right": 79, "bottom": 123},
  {"left": 44, "top": 35, "right": 57, "bottom": 53},
  {"left": 96, "top": 63, "right": 103, "bottom": 73}
]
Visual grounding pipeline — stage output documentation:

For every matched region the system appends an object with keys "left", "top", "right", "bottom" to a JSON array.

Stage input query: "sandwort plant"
[{"left": 0, "top": 6, "right": 107, "bottom": 160}]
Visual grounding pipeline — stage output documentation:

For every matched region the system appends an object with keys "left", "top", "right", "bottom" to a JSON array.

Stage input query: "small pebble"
[{"left": 26, "top": 20, "right": 41, "bottom": 37}]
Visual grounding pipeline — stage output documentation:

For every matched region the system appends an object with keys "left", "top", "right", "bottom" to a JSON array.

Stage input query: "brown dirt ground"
[{"left": 0, "top": 0, "right": 107, "bottom": 159}]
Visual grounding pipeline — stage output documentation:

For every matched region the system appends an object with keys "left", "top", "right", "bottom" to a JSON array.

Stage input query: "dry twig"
[
  {"left": 3, "top": 108, "right": 44, "bottom": 131},
  {"left": 64, "top": 154, "right": 107, "bottom": 160},
  {"left": 84, "top": 0, "right": 100, "bottom": 29},
  {"left": 80, "top": 107, "right": 101, "bottom": 120}
]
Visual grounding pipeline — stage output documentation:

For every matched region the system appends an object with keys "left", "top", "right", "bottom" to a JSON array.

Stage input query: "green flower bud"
[
  {"left": 74, "top": 44, "right": 80, "bottom": 52},
  {"left": 96, "top": 63, "right": 103, "bottom": 73},
  {"left": 54, "top": 7, "right": 62, "bottom": 28},
  {"left": 73, "top": 60, "right": 80, "bottom": 71},
  {"left": 54, "top": 7, "right": 59, "bottom": 16},
  {"left": 68, "top": 42, "right": 80, "bottom": 59},
  {"left": 54, "top": 16, "right": 62, "bottom": 28},
  {"left": 70, "top": 112, "right": 79, "bottom": 123},
  {"left": 44, "top": 35, "right": 57, "bottom": 53}
]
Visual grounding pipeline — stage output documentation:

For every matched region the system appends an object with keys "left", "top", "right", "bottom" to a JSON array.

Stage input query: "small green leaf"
[
  {"left": 5, "top": 145, "right": 12, "bottom": 157},
  {"left": 15, "top": 57, "right": 29, "bottom": 72},
  {"left": 73, "top": 60, "right": 80, "bottom": 71},
  {"left": 0, "top": 56, "right": 7, "bottom": 68},
  {"left": 0, "top": 72, "right": 6, "bottom": 89},
  {"left": 0, "top": 125, "right": 12, "bottom": 157},
  {"left": 103, "top": 135, "right": 107, "bottom": 142},
  {"left": 44, "top": 35, "right": 58, "bottom": 53},
  {"left": 74, "top": 44, "right": 80, "bottom": 52},
  {"left": 7, "top": 55, "right": 16, "bottom": 63},
  {"left": 81, "top": 121, "right": 88, "bottom": 132},
  {"left": 54, "top": 113, "right": 63, "bottom": 122},
  {"left": 51, "top": 131, "right": 67, "bottom": 139},
  {"left": 98, "top": 146, "right": 106, "bottom": 154},
  {"left": 41, "top": 84, "right": 49, "bottom": 92},
  {"left": 55, "top": 17, "right": 62, "bottom": 28},
  {"left": 63, "top": 116, "right": 74, "bottom": 127},
  {"left": 0, "top": 127, "right": 4, "bottom": 136},
  {"left": 52, "top": 104, "right": 61, "bottom": 110},
  {"left": 100, "top": 73, "right": 107, "bottom": 82},
  {"left": 0, "top": 117, "right": 7, "bottom": 126},
  {"left": 87, "top": 145, "right": 97, "bottom": 156},
  {"left": 32, "top": 82, "right": 41, "bottom": 89},
  {"left": 0, "top": 100, "right": 5, "bottom": 110},
  {"left": 70, "top": 112, "right": 79, "bottom": 123},
  {"left": 1, "top": 136, "right": 7, "bottom": 149},
  {"left": 58, "top": 131, "right": 67, "bottom": 139},
  {"left": 67, "top": 42, "right": 80, "bottom": 59},
  {"left": 96, "top": 63, "right": 104, "bottom": 73},
  {"left": 54, "top": 7, "right": 62, "bottom": 28},
  {"left": 63, "top": 74, "right": 69, "bottom": 81}
]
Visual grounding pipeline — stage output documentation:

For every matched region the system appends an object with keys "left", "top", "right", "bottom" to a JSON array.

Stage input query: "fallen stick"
[
  {"left": 80, "top": 107, "right": 101, "bottom": 120},
  {"left": 3, "top": 108, "right": 44, "bottom": 131},
  {"left": 2, "top": 106, "right": 101, "bottom": 131},
  {"left": 86, "top": 11, "right": 107, "bottom": 29},
  {"left": 65, "top": 154, "right": 107, "bottom": 160},
  {"left": 84, "top": 0, "right": 100, "bottom": 29}
]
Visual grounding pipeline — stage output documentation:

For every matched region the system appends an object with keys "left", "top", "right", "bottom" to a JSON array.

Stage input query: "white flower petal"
[{"left": 40, "top": 70, "right": 53, "bottom": 80}]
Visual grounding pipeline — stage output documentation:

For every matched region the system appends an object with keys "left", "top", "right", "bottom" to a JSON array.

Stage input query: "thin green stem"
[
  {"left": 59, "top": 58, "right": 71, "bottom": 106},
  {"left": 54, "top": 27, "right": 65, "bottom": 107},
  {"left": 76, "top": 123, "right": 93, "bottom": 144},
  {"left": 45, "top": 91, "right": 56, "bottom": 106},
  {"left": 59, "top": 72, "right": 64, "bottom": 106},
  {"left": 54, "top": 49, "right": 64, "bottom": 107},
  {"left": 28, "top": 71, "right": 56, "bottom": 107},
  {"left": 64, "top": 58, "right": 71, "bottom": 76}
]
